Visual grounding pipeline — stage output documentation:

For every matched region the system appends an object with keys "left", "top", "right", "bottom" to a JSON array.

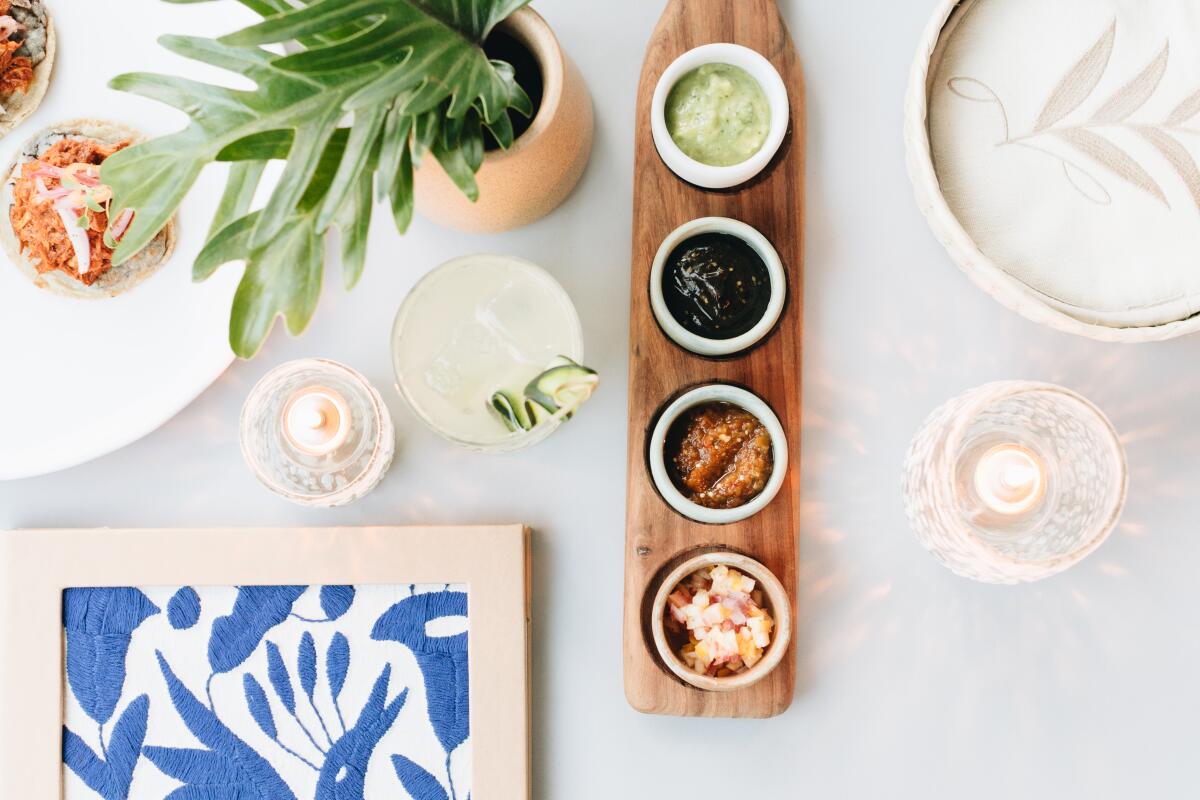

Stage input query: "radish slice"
[
  {"left": 34, "top": 177, "right": 71, "bottom": 202},
  {"left": 53, "top": 199, "right": 91, "bottom": 276},
  {"left": 110, "top": 208, "right": 133, "bottom": 241}
]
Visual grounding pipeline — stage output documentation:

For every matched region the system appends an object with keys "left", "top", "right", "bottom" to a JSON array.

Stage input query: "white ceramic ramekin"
[
  {"left": 651, "top": 551, "right": 792, "bottom": 692},
  {"left": 649, "top": 384, "right": 788, "bottom": 524},
  {"left": 652, "top": 43, "right": 790, "bottom": 189},
  {"left": 649, "top": 217, "right": 786, "bottom": 357}
]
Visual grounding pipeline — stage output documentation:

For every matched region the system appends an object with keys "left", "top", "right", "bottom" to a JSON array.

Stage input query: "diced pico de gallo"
[{"left": 665, "top": 564, "right": 774, "bottom": 677}]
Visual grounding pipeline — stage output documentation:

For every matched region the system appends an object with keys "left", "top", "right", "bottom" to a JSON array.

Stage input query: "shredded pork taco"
[
  {"left": 1, "top": 119, "right": 176, "bottom": 298},
  {"left": 0, "top": 0, "right": 53, "bottom": 136}
]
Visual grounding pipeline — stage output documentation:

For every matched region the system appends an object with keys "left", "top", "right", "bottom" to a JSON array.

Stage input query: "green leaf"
[
  {"left": 412, "top": 0, "right": 531, "bottom": 42},
  {"left": 336, "top": 167, "right": 374, "bottom": 289},
  {"left": 432, "top": 131, "right": 479, "bottom": 202},
  {"left": 194, "top": 212, "right": 256, "bottom": 283},
  {"left": 216, "top": 130, "right": 293, "bottom": 162},
  {"left": 412, "top": 109, "right": 440, "bottom": 163},
  {"left": 389, "top": 142, "right": 414, "bottom": 234},
  {"left": 209, "top": 160, "right": 266, "bottom": 240},
  {"left": 316, "top": 105, "right": 386, "bottom": 232},
  {"left": 229, "top": 214, "right": 324, "bottom": 357},
  {"left": 249, "top": 104, "right": 343, "bottom": 247},
  {"left": 108, "top": 0, "right": 534, "bottom": 356},
  {"left": 484, "top": 107, "right": 514, "bottom": 150},
  {"left": 461, "top": 111, "right": 484, "bottom": 172},
  {"left": 376, "top": 105, "right": 413, "bottom": 202}
]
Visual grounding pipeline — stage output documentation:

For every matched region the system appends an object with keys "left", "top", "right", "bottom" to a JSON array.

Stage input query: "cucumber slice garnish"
[
  {"left": 488, "top": 356, "right": 599, "bottom": 434},
  {"left": 525, "top": 399, "right": 552, "bottom": 426},
  {"left": 525, "top": 358, "right": 600, "bottom": 414},
  {"left": 491, "top": 391, "right": 532, "bottom": 432}
]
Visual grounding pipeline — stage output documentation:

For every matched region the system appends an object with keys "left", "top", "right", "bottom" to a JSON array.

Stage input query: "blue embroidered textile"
[{"left": 62, "top": 585, "right": 472, "bottom": 800}]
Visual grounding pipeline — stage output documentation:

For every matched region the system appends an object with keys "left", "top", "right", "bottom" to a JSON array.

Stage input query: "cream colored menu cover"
[{"left": 929, "top": 0, "right": 1200, "bottom": 328}]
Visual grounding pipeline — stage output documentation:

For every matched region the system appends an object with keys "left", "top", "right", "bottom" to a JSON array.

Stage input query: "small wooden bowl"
[{"left": 651, "top": 551, "right": 792, "bottom": 692}]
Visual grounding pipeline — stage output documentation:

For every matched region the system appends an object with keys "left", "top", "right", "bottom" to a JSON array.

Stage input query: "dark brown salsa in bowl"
[{"left": 650, "top": 217, "right": 786, "bottom": 358}]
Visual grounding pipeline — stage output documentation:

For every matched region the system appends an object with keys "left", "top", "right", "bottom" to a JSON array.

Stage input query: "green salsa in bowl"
[
  {"left": 665, "top": 63, "right": 771, "bottom": 167},
  {"left": 651, "top": 43, "right": 790, "bottom": 189}
]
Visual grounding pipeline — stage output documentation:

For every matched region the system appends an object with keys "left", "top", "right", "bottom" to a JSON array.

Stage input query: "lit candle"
[
  {"left": 973, "top": 444, "right": 1046, "bottom": 516},
  {"left": 282, "top": 387, "right": 351, "bottom": 456}
]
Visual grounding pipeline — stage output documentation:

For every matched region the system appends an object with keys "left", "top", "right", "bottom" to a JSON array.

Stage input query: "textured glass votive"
[
  {"left": 240, "top": 359, "right": 395, "bottom": 507},
  {"left": 902, "top": 381, "right": 1127, "bottom": 584}
]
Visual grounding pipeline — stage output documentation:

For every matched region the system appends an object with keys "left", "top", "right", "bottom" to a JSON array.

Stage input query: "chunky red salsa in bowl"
[
  {"left": 651, "top": 551, "right": 792, "bottom": 692},
  {"left": 649, "top": 383, "right": 788, "bottom": 525}
]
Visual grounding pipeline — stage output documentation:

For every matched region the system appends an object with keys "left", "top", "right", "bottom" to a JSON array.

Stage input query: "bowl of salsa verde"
[
  {"left": 651, "top": 42, "right": 790, "bottom": 189},
  {"left": 650, "top": 217, "right": 786, "bottom": 357}
]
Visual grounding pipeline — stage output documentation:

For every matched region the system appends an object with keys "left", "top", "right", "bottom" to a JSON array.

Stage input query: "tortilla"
[
  {"left": 0, "top": 1, "right": 55, "bottom": 138},
  {"left": 0, "top": 118, "right": 177, "bottom": 299}
]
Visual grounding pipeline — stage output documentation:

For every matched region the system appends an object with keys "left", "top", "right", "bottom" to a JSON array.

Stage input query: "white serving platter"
[
  {"left": 906, "top": 0, "right": 1200, "bottom": 342},
  {"left": 0, "top": 1, "right": 258, "bottom": 479}
]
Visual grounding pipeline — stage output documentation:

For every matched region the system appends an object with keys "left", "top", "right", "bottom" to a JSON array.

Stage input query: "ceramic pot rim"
[
  {"left": 649, "top": 216, "right": 786, "bottom": 356},
  {"left": 651, "top": 43, "right": 789, "bottom": 189},
  {"left": 484, "top": 7, "right": 564, "bottom": 164}
]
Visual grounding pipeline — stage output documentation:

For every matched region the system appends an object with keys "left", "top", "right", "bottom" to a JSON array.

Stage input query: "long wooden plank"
[{"left": 623, "top": 0, "right": 805, "bottom": 718}]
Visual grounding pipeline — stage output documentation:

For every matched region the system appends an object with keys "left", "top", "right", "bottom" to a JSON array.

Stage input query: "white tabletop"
[{"left": 2, "top": 1, "right": 1196, "bottom": 797}]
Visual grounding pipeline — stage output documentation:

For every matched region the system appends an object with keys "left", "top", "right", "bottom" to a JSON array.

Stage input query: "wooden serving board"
[{"left": 623, "top": 0, "right": 804, "bottom": 718}]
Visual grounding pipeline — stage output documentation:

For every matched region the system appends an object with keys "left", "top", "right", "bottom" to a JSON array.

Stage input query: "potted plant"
[
  {"left": 413, "top": 6, "right": 593, "bottom": 233},
  {"left": 102, "top": 0, "right": 590, "bottom": 358}
]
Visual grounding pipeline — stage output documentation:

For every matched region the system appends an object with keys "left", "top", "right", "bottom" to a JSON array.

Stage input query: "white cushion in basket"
[{"left": 928, "top": 0, "right": 1200, "bottom": 328}]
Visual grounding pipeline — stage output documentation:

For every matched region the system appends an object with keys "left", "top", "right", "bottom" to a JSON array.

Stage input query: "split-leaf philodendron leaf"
[{"left": 102, "top": 0, "right": 533, "bottom": 358}]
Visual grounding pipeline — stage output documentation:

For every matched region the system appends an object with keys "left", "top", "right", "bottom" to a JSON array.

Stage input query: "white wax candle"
[
  {"left": 973, "top": 444, "right": 1046, "bottom": 516},
  {"left": 282, "top": 387, "right": 351, "bottom": 456}
]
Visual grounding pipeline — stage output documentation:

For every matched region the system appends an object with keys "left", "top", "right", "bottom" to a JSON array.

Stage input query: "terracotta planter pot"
[{"left": 414, "top": 8, "right": 594, "bottom": 233}]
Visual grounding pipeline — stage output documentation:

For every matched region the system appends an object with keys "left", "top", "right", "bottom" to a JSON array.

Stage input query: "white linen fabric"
[
  {"left": 62, "top": 584, "right": 471, "bottom": 800},
  {"left": 928, "top": 0, "right": 1200, "bottom": 328}
]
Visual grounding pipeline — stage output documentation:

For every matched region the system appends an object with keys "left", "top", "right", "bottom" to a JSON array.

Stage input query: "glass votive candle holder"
[
  {"left": 240, "top": 358, "right": 395, "bottom": 507},
  {"left": 902, "top": 381, "right": 1127, "bottom": 584}
]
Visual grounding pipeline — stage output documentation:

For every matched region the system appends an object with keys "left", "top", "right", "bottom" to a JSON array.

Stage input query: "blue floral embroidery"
[
  {"left": 62, "top": 586, "right": 469, "bottom": 800},
  {"left": 393, "top": 753, "right": 451, "bottom": 800},
  {"left": 223, "top": 630, "right": 411, "bottom": 798},
  {"left": 326, "top": 632, "right": 351, "bottom": 731},
  {"left": 373, "top": 590, "right": 470, "bottom": 800},
  {"left": 373, "top": 592, "right": 470, "bottom": 753},
  {"left": 208, "top": 586, "right": 307, "bottom": 673},
  {"left": 316, "top": 665, "right": 408, "bottom": 799},
  {"left": 166, "top": 587, "right": 201, "bottom": 630},
  {"left": 319, "top": 586, "right": 355, "bottom": 621},
  {"left": 62, "top": 588, "right": 159, "bottom": 800},
  {"left": 64, "top": 588, "right": 160, "bottom": 724},
  {"left": 62, "top": 695, "right": 149, "bottom": 800},
  {"left": 145, "top": 652, "right": 298, "bottom": 800}
]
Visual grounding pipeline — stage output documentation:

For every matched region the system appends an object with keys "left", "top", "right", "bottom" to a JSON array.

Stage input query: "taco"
[
  {"left": 1, "top": 119, "right": 177, "bottom": 299},
  {"left": 0, "top": 0, "right": 54, "bottom": 136}
]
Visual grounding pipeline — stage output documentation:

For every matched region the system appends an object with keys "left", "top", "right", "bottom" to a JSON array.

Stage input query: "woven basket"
[
  {"left": 901, "top": 381, "right": 1128, "bottom": 584},
  {"left": 904, "top": 0, "right": 1200, "bottom": 343}
]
